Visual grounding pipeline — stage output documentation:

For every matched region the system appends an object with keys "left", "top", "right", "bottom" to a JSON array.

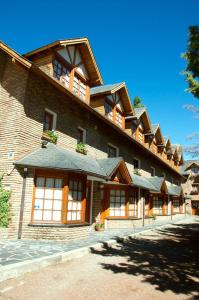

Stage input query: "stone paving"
[{"left": 0, "top": 215, "right": 190, "bottom": 268}]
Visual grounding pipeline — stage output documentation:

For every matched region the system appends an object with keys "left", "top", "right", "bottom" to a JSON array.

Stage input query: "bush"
[
  {"left": 0, "top": 176, "right": 11, "bottom": 227},
  {"left": 76, "top": 142, "right": 87, "bottom": 155},
  {"left": 46, "top": 130, "right": 58, "bottom": 144}
]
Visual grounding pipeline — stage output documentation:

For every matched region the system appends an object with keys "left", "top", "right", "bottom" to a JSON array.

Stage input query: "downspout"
[
  {"left": 142, "top": 193, "right": 145, "bottom": 227},
  {"left": 89, "top": 180, "right": 94, "bottom": 226},
  {"left": 18, "top": 167, "right": 28, "bottom": 239}
]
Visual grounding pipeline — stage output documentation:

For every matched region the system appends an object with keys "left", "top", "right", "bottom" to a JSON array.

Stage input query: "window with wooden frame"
[
  {"left": 109, "top": 189, "right": 126, "bottom": 217},
  {"left": 107, "top": 144, "right": 118, "bottom": 158},
  {"left": 129, "top": 190, "right": 138, "bottom": 217},
  {"left": 77, "top": 127, "right": 87, "bottom": 144},
  {"left": 104, "top": 101, "right": 113, "bottom": 121},
  {"left": 43, "top": 109, "right": 57, "bottom": 132},
  {"left": 32, "top": 173, "right": 86, "bottom": 224},
  {"left": 104, "top": 100, "right": 124, "bottom": 128},
  {"left": 43, "top": 111, "right": 53, "bottom": 131},
  {"left": 33, "top": 176, "right": 63, "bottom": 222},
  {"left": 67, "top": 179, "right": 85, "bottom": 222},
  {"left": 153, "top": 196, "right": 163, "bottom": 215},
  {"left": 53, "top": 59, "right": 70, "bottom": 88},
  {"left": 73, "top": 75, "right": 87, "bottom": 100}
]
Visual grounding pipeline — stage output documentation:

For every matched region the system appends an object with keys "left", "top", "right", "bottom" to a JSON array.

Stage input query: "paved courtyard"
[
  {"left": 0, "top": 216, "right": 198, "bottom": 300},
  {"left": 0, "top": 216, "right": 186, "bottom": 267}
]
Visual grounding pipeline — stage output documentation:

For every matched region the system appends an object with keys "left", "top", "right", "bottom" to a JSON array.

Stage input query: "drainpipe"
[
  {"left": 142, "top": 194, "right": 145, "bottom": 227},
  {"left": 18, "top": 167, "right": 28, "bottom": 239},
  {"left": 138, "top": 187, "right": 141, "bottom": 219},
  {"left": 89, "top": 180, "right": 94, "bottom": 226}
]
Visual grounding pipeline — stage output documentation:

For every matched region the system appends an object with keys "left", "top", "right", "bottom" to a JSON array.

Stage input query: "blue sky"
[{"left": 0, "top": 0, "right": 198, "bottom": 159}]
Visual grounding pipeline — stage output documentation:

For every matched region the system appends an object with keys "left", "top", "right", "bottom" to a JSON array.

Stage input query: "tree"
[
  {"left": 183, "top": 25, "right": 199, "bottom": 157},
  {"left": 133, "top": 96, "right": 144, "bottom": 108},
  {"left": 183, "top": 25, "right": 199, "bottom": 98}
]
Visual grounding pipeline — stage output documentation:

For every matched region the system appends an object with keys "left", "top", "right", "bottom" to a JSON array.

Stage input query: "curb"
[{"left": 0, "top": 217, "right": 190, "bottom": 283}]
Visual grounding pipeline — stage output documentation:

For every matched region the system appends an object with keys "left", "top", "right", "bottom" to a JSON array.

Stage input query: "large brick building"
[{"left": 0, "top": 38, "right": 185, "bottom": 240}]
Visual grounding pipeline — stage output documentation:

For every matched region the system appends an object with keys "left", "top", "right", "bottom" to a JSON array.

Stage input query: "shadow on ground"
[{"left": 91, "top": 220, "right": 199, "bottom": 297}]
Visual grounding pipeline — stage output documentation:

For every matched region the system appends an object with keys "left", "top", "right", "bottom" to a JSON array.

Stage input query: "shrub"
[
  {"left": 0, "top": 175, "right": 11, "bottom": 227},
  {"left": 46, "top": 130, "right": 58, "bottom": 144},
  {"left": 76, "top": 142, "right": 87, "bottom": 155}
]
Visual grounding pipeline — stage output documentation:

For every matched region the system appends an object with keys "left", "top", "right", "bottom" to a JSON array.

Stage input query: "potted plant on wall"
[
  {"left": 95, "top": 221, "right": 105, "bottom": 232},
  {"left": 76, "top": 142, "right": 87, "bottom": 155},
  {"left": 42, "top": 130, "right": 58, "bottom": 144}
]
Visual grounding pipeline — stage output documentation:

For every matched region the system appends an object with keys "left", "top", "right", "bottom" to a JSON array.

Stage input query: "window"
[
  {"left": 43, "top": 109, "right": 57, "bottom": 132},
  {"left": 67, "top": 179, "right": 84, "bottom": 222},
  {"left": 105, "top": 101, "right": 113, "bottom": 121},
  {"left": 109, "top": 189, "right": 126, "bottom": 217},
  {"left": 108, "top": 144, "right": 118, "bottom": 158},
  {"left": 104, "top": 101, "right": 124, "bottom": 128},
  {"left": 33, "top": 176, "right": 63, "bottom": 222},
  {"left": 153, "top": 197, "right": 163, "bottom": 215},
  {"left": 73, "top": 76, "right": 86, "bottom": 100},
  {"left": 77, "top": 127, "right": 86, "bottom": 144},
  {"left": 129, "top": 190, "right": 138, "bottom": 217},
  {"left": 191, "top": 166, "right": 199, "bottom": 174},
  {"left": 133, "top": 158, "right": 140, "bottom": 170},
  {"left": 33, "top": 174, "right": 86, "bottom": 224},
  {"left": 173, "top": 199, "right": 180, "bottom": 213},
  {"left": 115, "top": 110, "right": 123, "bottom": 128},
  {"left": 151, "top": 167, "right": 155, "bottom": 177},
  {"left": 53, "top": 59, "right": 70, "bottom": 87}
]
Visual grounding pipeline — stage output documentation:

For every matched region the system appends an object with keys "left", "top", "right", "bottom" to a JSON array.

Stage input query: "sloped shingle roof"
[
  {"left": 147, "top": 176, "right": 165, "bottom": 192},
  {"left": 131, "top": 174, "right": 158, "bottom": 191},
  {"left": 90, "top": 83, "right": 123, "bottom": 96}
]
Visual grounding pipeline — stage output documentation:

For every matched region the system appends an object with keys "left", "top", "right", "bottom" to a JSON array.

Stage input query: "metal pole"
[
  {"left": 18, "top": 168, "right": 28, "bottom": 239},
  {"left": 142, "top": 195, "right": 145, "bottom": 227},
  {"left": 89, "top": 180, "right": 94, "bottom": 225}
]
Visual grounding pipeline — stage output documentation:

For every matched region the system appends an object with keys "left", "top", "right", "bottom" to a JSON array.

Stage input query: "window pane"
[
  {"left": 34, "top": 199, "right": 43, "bottom": 209},
  {"left": 53, "top": 211, "right": 61, "bottom": 221},
  {"left": 55, "top": 178, "right": 63, "bottom": 188},
  {"left": 43, "top": 210, "right": 52, "bottom": 221},
  {"left": 34, "top": 210, "right": 42, "bottom": 220},
  {"left": 54, "top": 200, "right": 62, "bottom": 210},
  {"left": 44, "top": 200, "right": 53, "bottom": 209},
  {"left": 46, "top": 178, "right": 54, "bottom": 188},
  {"left": 45, "top": 189, "right": 53, "bottom": 199},
  {"left": 35, "top": 188, "right": 44, "bottom": 198},
  {"left": 54, "top": 189, "right": 62, "bottom": 200},
  {"left": 36, "top": 177, "right": 45, "bottom": 187}
]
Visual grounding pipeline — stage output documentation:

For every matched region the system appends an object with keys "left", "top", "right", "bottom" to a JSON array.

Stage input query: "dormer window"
[
  {"left": 53, "top": 59, "right": 70, "bottom": 88},
  {"left": 104, "top": 100, "right": 124, "bottom": 128},
  {"left": 73, "top": 76, "right": 86, "bottom": 100}
]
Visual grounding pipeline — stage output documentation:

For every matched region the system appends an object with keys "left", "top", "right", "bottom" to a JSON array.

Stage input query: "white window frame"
[
  {"left": 107, "top": 143, "right": 119, "bottom": 157},
  {"left": 151, "top": 167, "right": 155, "bottom": 177},
  {"left": 45, "top": 108, "right": 57, "bottom": 131},
  {"left": 78, "top": 126, "right": 87, "bottom": 144}
]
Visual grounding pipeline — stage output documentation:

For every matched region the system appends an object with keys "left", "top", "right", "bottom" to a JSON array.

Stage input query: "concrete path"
[
  {"left": 0, "top": 216, "right": 198, "bottom": 300},
  {"left": 0, "top": 215, "right": 192, "bottom": 282}
]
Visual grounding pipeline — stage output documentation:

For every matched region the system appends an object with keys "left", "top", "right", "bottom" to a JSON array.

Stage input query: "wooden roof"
[{"left": 24, "top": 38, "right": 103, "bottom": 87}]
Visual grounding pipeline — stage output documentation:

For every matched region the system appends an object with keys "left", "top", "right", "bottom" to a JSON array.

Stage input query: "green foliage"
[
  {"left": 182, "top": 25, "right": 199, "bottom": 98},
  {"left": 76, "top": 142, "right": 87, "bottom": 155},
  {"left": 133, "top": 96, "right": 144, "bottom": 108},
  {"left": 0, "top": 175, "right": 11, "bottom": 228},
  {"left": 46, "top": 130, "right": 58, "bottom": 144},
  {"left": 95, "top": 222, "right": 105, "bottom": 231},
  {"left": 149, "top": 213, "right": 156, "bottom": 220}
]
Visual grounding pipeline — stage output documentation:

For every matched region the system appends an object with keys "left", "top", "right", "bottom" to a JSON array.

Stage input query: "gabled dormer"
[
  {"left": 164, "top": 137, "right": 172, "bottom": 162},
  {"left": 171, "top": 145, "right": 179, "bottom": 168},
  {"left": 176, "top": 144, "right": 184, "bottom": 166},
  {"left": 147, "top": 124, "right": 164, "bottom": 154},
  {"left": 128, "top": 107, "right": 151, "bottom": 144},
  {"left": 90, "top": 82, "right": 133, "bottom": 129},
  {"left": 24, "top": 38, "right": 103, "bottom": 104}
]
